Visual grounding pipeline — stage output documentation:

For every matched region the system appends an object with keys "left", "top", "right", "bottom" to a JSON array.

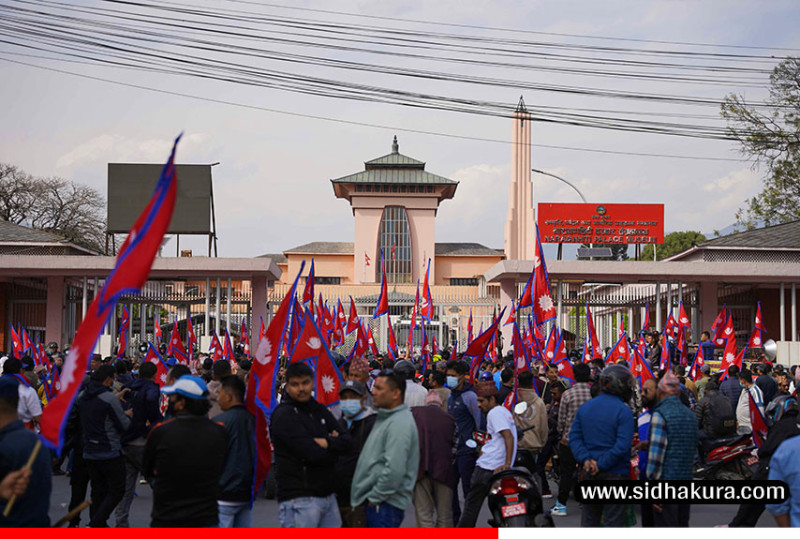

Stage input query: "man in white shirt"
[
  {"left": 457, "top": 380, "right": 516, "bottom": 527},
  {"left": 736, "top": 367, "right": 764, "bottom": 435},
  {"left": 1, "top": 357, "right": 42, "bottom": 429}
]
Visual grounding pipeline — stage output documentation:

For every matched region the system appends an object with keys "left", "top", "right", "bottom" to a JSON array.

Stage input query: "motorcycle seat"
[{"left": 703, "top": 434, "right": 750, "bottom": 453}]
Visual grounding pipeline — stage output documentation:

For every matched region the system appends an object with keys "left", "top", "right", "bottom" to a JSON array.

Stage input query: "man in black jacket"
[
  {"left": 115, "top": 361, "right": 162, "bottom": 527},
  {"left": 270, "top": 362, "right": 353, "bottom": 528},
  {"left": 76, "top": 364, "right": 132, "bottom": 527},
  {"left": 216, "top": 375, "right": 255, "bottom": 528},
  {"left": 335, "top": 379, "right": 376, "bottom": 527},
  {"left": 143, "top": 375, "right": 228, "bottom": 528}
]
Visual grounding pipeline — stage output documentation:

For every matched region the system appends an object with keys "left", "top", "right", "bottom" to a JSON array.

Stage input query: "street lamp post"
[{"left": 531, "top": 168, "right": 590, "bottom": 260}]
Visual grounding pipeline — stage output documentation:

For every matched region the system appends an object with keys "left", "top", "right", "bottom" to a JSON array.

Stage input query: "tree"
[
  {"left": 0, "top": 163, "right": 106, "bottom": 252},
  {"left": 640, "top": 231, "right": 706, "bottom": 261},
  {"left": 576, "top": 243, "right": 629, "bottom": 261},
  {"left": 722, "top": 57, "right": 800, "bottom": 230}
]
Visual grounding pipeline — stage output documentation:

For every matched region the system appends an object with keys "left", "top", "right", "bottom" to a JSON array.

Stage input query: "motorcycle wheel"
[
  {"left": 716, "top": 469, "right": 744, "bottom": 481},
  {"left": 504, "top": 515, "right": 528, "bottom": 527}
]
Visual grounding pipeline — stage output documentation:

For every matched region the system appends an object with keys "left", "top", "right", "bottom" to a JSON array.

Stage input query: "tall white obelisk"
[{"left": 504, "top": 97, "right": 535, "bottom": 261}]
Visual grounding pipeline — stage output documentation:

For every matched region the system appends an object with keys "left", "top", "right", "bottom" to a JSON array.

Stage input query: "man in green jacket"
[{"left": 351, "top": 369, "right": 419, "bottom": 528}]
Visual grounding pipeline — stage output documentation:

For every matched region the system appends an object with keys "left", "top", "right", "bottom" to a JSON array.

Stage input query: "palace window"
[{"left": 376, "top": 206, "right": 412, "bottom": 283}]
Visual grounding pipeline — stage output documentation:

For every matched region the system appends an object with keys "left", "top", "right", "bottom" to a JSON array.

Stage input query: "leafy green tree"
[
  {"left": 640, "top": 231, "right": 706, "bottom": 261},
  {"left": 722, "top": 57, "right": 800, "bottom": 230}
]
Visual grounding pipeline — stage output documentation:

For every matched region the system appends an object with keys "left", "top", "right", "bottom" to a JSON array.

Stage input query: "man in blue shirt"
[
  {"left": 0, "top": 376, "right": 51, "bottom": 527},
  {"left": 767, "top": 435, "right": 800, "bottom": 527},
  {"left": 569, "top": 365, "right": 635, "bottom": 527}
]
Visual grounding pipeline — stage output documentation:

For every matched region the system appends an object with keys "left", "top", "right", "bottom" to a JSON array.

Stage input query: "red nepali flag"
[
  {"left": 11, "top": 324, "right": 24, "bottom": 360},
  {"left": 117, "top": 306, "right": 130, "bottom": 358},
  {"left": 420, "top": 326, "right": 430, "bottom": 372},
  {"left": 154, "top": 315, "right": 162, "bottom": 345},
  {"left": 420, "top": 259, "right": 433, "bottom": 321},
  {"left": 259, "top": 316, "right": 266, "bottom": 343},
  {"left": 676, "top": 325, "right": 689, "bottom": 367},
  {"left": 586, "top": 304, "right": 602, "bottom": 360},
  {"left": 166, "top": 321, "right": 184, "bottom": 359},
  {"left": 521, "top": 225, "right": 556, "bottom": 324},
  {"left": 467, "top": 309, "right": 473, "bottom": 345},
  {"left": 48, "top": 366, "right": 63, "bottom": 397},
  {"left": 21, "top": 327, "right": 34, "bottom": 355},
  {"left": 346, "top": 297, "right": 360, "bottom": 334},
  {"left": 247, "top": 262, "right": 303, "bottom": 505},
  {"left": 688, "top": 341, "right": 705, "bottom": 381},
  {"left": 543, "top": 325, "right": 568, "bottom": 365},
  {"left": 321, "top": 300, "right": 334, "bottom": 335},
  {"left": 302, "top": 258, "right": 315, "bottom": 305},
  {"left": 187, "top": 315, "right": 197, "bottom": 360},
  {"left": 40, "top": 135, "right": 180, "bottom": 454},
  {"left": 355, "top": 322, "right": 368, "bottom": 357},
  {"left": 223, "top": 328, "right": 236, "bottom": 365},
  {"left": 631, "top": 345, "right": 655, "bottom": 385},
  {"left": 239, "top": 318, "right": 249, "bottom": 357},
  {"left": 210, "top": 333, "right": 223, "bottom": 362},
  {"left": 367, "top": 325, "right": 379, "bottom": 356},
  {"left": 387, "top": 316, "right": 398, "bottom": 358},
  {"left": 605, "top": 332, "right": 632, "bottom": 365},
  {"left": 748, "top": 302, "right": 767, "bottom": 348},
  {"left": 713, "top": 306, "right": 729, "bottom": 346},
  {"left": 663, "top": 311, "right": 679, "bottom": 340},
  {"left": 504, "top": 302, "right": 516, "bottom": 326},
  {"left": 146, "top": 343, "right": 170, "bottom": 386},
  {"left": 466, "top": 308, "right": 505, "bottom": 385},
  {"left": 749, "top": 391, "right": 768, "bottom": 449},
  {"left": 374, "top": 251, "right": 390, "bottom": 318},
  {"left": 677, "top": 302, "right": 691, "bottom": 327},
  {"left": 642, "top": 301, "right": 650, "bottom": 332},
  {"left": 660, "top": 334, "right": 671, "bottom": 371}
]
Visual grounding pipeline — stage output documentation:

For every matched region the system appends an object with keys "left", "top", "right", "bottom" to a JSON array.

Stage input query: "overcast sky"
[{"left": 2, "top": 0, "right": 799, "bottom": 259}]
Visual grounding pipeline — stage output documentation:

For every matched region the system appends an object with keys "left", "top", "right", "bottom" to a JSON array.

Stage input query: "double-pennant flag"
[
  {"left": 387, "top": 316, "right": 398, "bottom": 360},
  {"left": 420, "top": 259, "right": 433, "bottom": 321},
  {"left": 712, "top": 306, "right": 729, "bottom": 346},
  {"left": 302, "top": 258, "right": 315, "bottom": 305},
  {"left": 373, "top": 251, "right": 389, "bottom": 318},
  {"left": 187, "top": 315, "right": 198, "bottom": 360},
  {"left": 467, "top": 309, "right": 474, "bottom": 346},
  {"left": 145, "top": 343, "right": 170, "bottom": 386},
  {"left": 289, "top": 306, "right": 343, "bottom": 407},
  {"left": 585, "top": 304, "right": 602, "bottom": 361},
  {"left": 518, "top": 225, "right": 556, "bottom": 324},
  {"left": 346, "top": 297, "right": 360, "bottom": 334},
  {"left": 247, "top": 260, "right": 303, "bottom": 504},
  {"left": 40, "top": 134, "right": 181, "bottom": 454},
  {"left": 688, "top": 341, "right": 705, "bottom": 381},
  {"left": 11, "top": 325, "right": 24, "bottom": 359},
  {"left": 154, "top": 315, "right": 162, "bottom": 345},
  {"left": 117, "top": 306, "right": 130, "bottom": 358},
  {"left": 465, "top": 308, "right": 505, "bottom": 385},
  {"left": 748, "top": 302, "right": 767, "bottom": 348}
]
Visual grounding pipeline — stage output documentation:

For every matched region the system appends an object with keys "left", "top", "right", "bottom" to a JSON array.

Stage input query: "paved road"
[{"left": 48, "top": 473, "right": 777, "bottom": 528}]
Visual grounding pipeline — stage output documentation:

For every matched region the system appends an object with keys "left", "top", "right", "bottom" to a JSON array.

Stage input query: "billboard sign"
[
  {"left": 107, "top": 163, "right": 212, "bottom": 234},
  {"left": 538, "top": 203, "right": 664, "bottom": 244}
]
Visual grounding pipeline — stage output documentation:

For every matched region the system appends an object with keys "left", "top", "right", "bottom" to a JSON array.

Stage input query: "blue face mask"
[
  {"left": 341, "top": 399, "right": 363, "bottom": 417},
  {"left": 446, "top": 376, "right": 459, "bottom": 389}
]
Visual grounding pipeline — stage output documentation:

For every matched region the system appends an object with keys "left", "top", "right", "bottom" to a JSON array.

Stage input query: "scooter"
[{"left": 694, "top": 434, "right": 757, "bottom": 480}]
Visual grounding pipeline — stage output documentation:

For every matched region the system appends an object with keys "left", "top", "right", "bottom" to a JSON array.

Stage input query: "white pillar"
[
  {"left": 628, "top": 307, "right": 634, "bottom": 336},
  {"left": 780, "top": 283, "right": 786, "bottom": 341},
  {"left": 205, "top": 278, "right": 211, "bottom": 336},
  {"left": 81, "top": 277, "right": 88, "bottom": 322},
  {"left": 215, "top": 278, "right": 221, "bottom": 335},
  {"left": 140, "top": 300, "right": 146, "bottom": 346},
  {"left": 666, "top": 281, "right": 672, "bottom": 316},
  {"left": 655, "top": 282, "right": 662, "bottom": 330},
  {"left": 792, "top": 283, "right": 797, "bottom": 342},
  {"left": 226, "top": 278, "right": 232, "bottom": 333}
]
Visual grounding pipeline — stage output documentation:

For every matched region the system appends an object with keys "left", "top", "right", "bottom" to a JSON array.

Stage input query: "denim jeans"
[
  {"left": 218, "top": 502, "right": 252, "bottom": 528},
  {"left": 114, "top": 443, "right": 146, "bottom": 528},
  {"left": 365, "top": 502, "right": 405, "bottom": 528},
  {"left": 451, "top": 452, "right": 477, "bottom": 523},
  {"left": 579, "top": 472, "right": 628, "bottom": 527},
  {"left": 278, "top": 494, "right": 341, "bottom": 528}
]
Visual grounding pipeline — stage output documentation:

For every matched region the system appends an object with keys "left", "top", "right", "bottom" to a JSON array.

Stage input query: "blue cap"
[{"left": 161, "top": 375, "right": 208, "bottom": 400}]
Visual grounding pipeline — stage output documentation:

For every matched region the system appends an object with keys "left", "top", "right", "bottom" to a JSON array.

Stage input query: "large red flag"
[
  {"left": 387, "top": 316, "right": 398, "bottom": 358},
  {"left": 748, "top": 302, "right": 767, "bottom": 348},
  {"left": 187, "top": 315, "right": 197, "bottom": 360},
  {"left": 420, "top": 259, "right": 433, "bottom": 320},
  {"left": 586, "top": 304, "right": 602, "bottom": 360},
  {"left": 749, "top": 391, "right": 768, "bottom": 448},
  {"left": 40, "top": 135, "right": 180, "bottom": 453},
  {"left": 302, "top": 258, "right": 315, "bottom": 305},
  {"left": 166, "top": 321, "right": 184, "bottom": 359},
  {"left": 209, "top": 333, "right": 223, "bottom": 362},
  {"left": 11, "top": 325, "right": 24, "bottom": 359},
  {"left": 374, "top": 252, "right": 389, "bottom": 318},
  {"left": 504, "top": 302, "right": 517, "bottom": 327},
  {"left": 355, "top": 322, "right": 368, "bottom": 357},
  {"left": 367, "top": 325, "right": 379, "bottom": 356},
  {"left": 154, "top": 316, "right": 162, "bottom": 345},
  {"left": 688, "top": 342, "right": 705, "bottom": 381},
  {"left": 531, "top": 225, "right": 556, "bottom": 324},
  {"left": 678, "top": 302, "right": 691, "bottom": 327},
  {"left": 465, "top": 308, "right": 506, "bottom": 385},
  {"left": 631, "top": 346, "right": 655, "bottom": 385},
  {"left": 713, "top": 307, "right": 729, "bottom": 346},
  {"left": 145, "top": 343, "right": 170, "bottom": 386},
  {"left": 605, "top": 332, "right": 632, "bottom": 365},
  {"left": 346, "top": 297, "right": 360, "bottom": 334},
  {"left": 663, "top": 311, "right": 679, "bottom": 340}
]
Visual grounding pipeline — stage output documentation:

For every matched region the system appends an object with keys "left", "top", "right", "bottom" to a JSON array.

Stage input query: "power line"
[{"left": 0, "top": 55, "right": 749, "bottom": 162}]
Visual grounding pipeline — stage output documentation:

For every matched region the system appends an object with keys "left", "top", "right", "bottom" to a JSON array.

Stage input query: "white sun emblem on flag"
[
  {"left": 724, "top": 326, "right": 732, "bottom": 335},
  {"left": 533, "top": 255, "right": 541, "bottom": 268},
  {"left": 753, "top": 336, "right": 761, "bottom": 345},
  {"left": 160, "top": 373, "right": 168, "bottom": 383},
  {"left": 307, "top": 337, "right": 322, "bottom": 350},
  {"left": 55, "top": 381, "right": 62, "bottom": 391},
  {"left": 321, "top": 375, "right": 335, "bottom": 394},
  {"left": 256, "top": 339, "right": 273, "bottom": 365},
  {"left": 557, "top": 362, "right": 564, "bottom": 371},
  {"left": 618, "top": 345, "right": 625, "bottom": 354},
  {"left": 60, "top": 347, "right": 78, "bottom": 390},
  {"left": 756, "top": 317, "right": 760, "bottom": 324},
  {"left": 725, "top": 352, "right": 735, "bottom": 363},
  {"left": 538, "top": 295, "right": 554, "bottom": 313}
]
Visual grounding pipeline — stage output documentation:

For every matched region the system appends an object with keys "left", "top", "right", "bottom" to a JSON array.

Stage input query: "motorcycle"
[{"left": 694, "top": 434, "right": 757, "bottom": 480}]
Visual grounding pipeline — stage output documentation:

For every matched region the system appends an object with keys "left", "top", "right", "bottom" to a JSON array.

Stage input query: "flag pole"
[{"left": 2, "top": 439, "right": 42, "bottom": 517}]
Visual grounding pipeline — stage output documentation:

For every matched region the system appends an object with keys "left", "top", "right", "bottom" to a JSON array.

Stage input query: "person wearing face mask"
[
  {"left": 445, "top": 360, "right": 482, "bottom": 525},
  {"left": 334, "top": 380, "right": 376, "bottom": 527}
]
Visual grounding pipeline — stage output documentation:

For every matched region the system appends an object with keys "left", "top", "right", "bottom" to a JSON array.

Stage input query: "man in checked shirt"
[
  {"left": 646, "top": 371, "right": 698, "bottom": 527},
  {"left": 550, "top": 362, "right": 593, "bottom": 517}
]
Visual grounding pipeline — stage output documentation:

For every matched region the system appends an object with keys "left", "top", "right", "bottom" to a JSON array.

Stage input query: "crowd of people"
[{"left": 1, "top": 334, "right": 799, "bottom": 528}]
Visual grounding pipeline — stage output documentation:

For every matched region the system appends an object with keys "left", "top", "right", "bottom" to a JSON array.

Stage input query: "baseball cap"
[
  {"left": 339, "top": 379, "right": 366, "bottom": 396},
  {"left": 161, "top": 375, "right": 209, "bottom": 400}
]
